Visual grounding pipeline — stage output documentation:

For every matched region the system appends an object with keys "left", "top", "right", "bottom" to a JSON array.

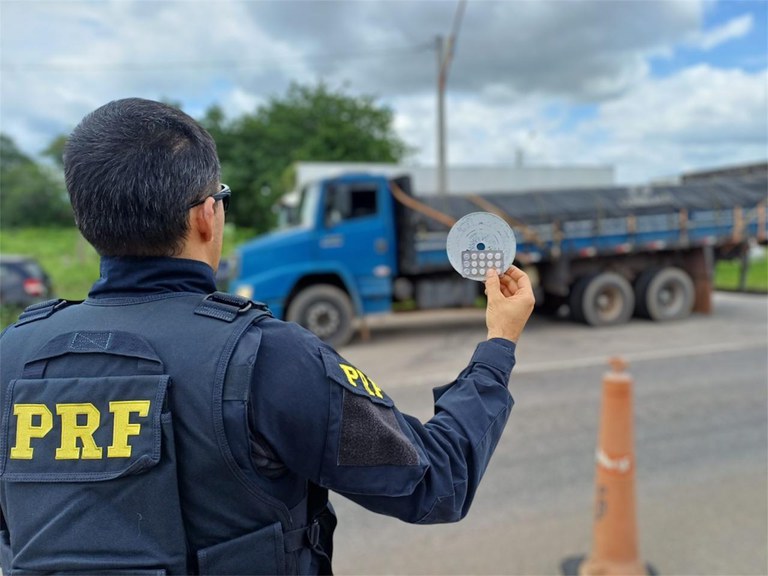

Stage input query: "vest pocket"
[
  {"left": 197, "top": 522, "right": 286, "bottom": 576},
  {"left": 0, "top": 376, "right": 188, "bottom": 574}
]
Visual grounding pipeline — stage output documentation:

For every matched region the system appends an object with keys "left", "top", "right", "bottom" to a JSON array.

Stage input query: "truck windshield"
[{"left": 280, "top": 182, "right": 320, "bottom": 229}]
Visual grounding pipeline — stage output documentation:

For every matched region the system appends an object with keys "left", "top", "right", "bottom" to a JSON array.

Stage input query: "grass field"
[
  {"left": 713, "top": 253, "right": 768, "bottom": 291},
  {"left": 0, "top": 226, "right": 255, "bottom": 328},
  {"left": 2, "top": 227, "right": 767, "bottom": 329}
]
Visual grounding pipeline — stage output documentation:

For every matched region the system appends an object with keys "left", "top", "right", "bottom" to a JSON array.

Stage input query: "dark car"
[{"left": 0, "top": 255, "right": 54, "bottom": 307}]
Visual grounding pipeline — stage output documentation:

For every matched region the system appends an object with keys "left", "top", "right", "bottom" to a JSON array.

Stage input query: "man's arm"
[
  {"left": 251, "top": 267, "right": 535, "bottom": 523},
  {"left": 331, "top": 336, "right": 517, "bottom": 523}
]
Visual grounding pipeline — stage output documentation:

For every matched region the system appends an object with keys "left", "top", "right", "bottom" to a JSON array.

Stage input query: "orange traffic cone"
[{"left": 562, "top": 358, "right": 656, "bottom": 576}]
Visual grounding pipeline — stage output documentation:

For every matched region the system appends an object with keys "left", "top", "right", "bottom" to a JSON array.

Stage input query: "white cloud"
[
  {"left": 689, "top": 14, "right": 754, "bottom": 51},
  {"left": 391, "top": 91, "right": 560, "bottom": 167},
  {"left": 221, "top": 89, "right": 265, "bottom": 118},
  {"left": 598, "top": 65, "right": 766, "bottom": 143},
  {"left": 578, "top": 65, "right": 767, "bottom": 181}
]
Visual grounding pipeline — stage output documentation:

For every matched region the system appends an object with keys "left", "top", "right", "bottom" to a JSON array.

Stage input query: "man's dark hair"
[{"left": 64, "top": 98, "right": 221, "bottom": 256}]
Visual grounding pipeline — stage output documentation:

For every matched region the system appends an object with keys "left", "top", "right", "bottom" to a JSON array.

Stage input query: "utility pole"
[
  {"left": 436, "top": 34, "right": 447, "bottom": 196},
  {"left": 435, "top": 0, "right": 467, "bottom": 197}
]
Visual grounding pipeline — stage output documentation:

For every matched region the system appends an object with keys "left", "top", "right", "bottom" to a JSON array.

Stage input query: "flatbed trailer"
[{"left": 397, "top": 170, "right": 766, "bottom": 326}]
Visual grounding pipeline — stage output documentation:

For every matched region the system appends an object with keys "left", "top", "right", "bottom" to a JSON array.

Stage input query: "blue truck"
[{"left": 230, "top": 168, "right": 767, "bottom": 346}]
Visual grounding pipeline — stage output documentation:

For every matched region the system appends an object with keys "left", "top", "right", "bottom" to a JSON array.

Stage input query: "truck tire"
[
  {"left": 287, "top": 284, "right": 355, "bottom": 347},
  {"left": 634, "top": 266, "right": 694, "bottom": 321},
  {"left": 569, "top": 272, "right": 634, "bottom": 326}
]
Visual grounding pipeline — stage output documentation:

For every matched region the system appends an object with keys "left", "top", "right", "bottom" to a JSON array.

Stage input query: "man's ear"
[{"left": 190, "top": 198, "right": 215, "bottom": 243}]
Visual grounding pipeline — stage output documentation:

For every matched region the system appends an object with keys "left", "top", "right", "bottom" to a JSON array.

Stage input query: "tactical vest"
[{"left": 0, "top": 292, "right": 335, "bottom": 575}]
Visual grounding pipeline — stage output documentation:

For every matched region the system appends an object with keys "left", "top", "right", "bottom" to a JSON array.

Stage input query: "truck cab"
[{"left": 231, "top": 174, "right": 398, "bottom": 346}]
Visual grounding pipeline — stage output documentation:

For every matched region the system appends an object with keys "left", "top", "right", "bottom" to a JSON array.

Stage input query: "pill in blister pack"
[{"left": 461, "top": 250, "right": 504, "bottom": 280}]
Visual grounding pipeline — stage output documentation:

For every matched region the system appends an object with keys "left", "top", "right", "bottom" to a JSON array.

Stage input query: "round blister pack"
[{"left": 446, "top": 212, "right": 517, "bottom": 281}]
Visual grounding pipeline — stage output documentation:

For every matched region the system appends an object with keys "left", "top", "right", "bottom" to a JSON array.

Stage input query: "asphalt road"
[{"left": 330, "top": 292, "right": 768, "bottom": 576}]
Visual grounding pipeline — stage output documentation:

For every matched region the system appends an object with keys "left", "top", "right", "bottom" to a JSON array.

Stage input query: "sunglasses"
[{"left": 188, "top": 184, "right": 231, "bottom": 213}]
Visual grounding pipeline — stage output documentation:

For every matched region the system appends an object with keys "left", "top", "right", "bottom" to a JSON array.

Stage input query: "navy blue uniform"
[{"left": 0, "top": 256, "right": 517, "bottom": 573}]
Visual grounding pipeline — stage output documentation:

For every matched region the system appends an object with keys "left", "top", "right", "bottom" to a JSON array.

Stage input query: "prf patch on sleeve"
[{"left": 320, "top": 348, "right": 393, "bottom": 407}]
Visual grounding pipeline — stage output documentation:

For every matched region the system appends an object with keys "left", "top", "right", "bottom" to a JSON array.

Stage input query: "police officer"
[{"left": 0, "top": 98, "right": 534, "bottom": 575}]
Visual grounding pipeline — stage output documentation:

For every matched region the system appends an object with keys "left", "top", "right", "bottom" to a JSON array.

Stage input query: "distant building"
[
  {"left": 290, "top": 161, "right": 615, "bottom": 196},
  {"left": 681, "top": 161, "right": 768, "bottom": 183}
]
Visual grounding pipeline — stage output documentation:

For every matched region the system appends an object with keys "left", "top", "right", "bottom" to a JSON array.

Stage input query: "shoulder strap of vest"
[
  {"left": 14, "top": 299, "right": 82, "bottom": 327},
  {"left": 13, "top": 292, "right": 270, "bottom": 327},
  {"left": 194, "top": 291, "right": 272, "bottom": 323}
]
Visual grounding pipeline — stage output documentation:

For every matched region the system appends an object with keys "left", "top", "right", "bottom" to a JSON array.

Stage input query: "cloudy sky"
[{"left": 1, "top": 0, "right": 766, "bottom": 184}]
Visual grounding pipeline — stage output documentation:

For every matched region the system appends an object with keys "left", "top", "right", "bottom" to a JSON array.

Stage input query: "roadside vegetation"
[
  {"left": 714, "top": 253, "right": 768, "bottom": 292},
  {"left": 0, "top": 226, "right": 255, "bottom": 329}
]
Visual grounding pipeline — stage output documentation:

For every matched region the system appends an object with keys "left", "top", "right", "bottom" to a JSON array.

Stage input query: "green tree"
[
  {"left": 200, "top": 82, "right": 410, "bottom": 232},
  {"left": 0, "top": 134, "right": 72, "bottom": 228},
  {"left": 41, "top": 134, "right": 67, "bottom": 169}
]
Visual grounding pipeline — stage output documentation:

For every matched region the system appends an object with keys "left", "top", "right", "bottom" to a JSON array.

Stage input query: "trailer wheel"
[
  {"left": 634, "top": 267, "right": 694, "bottom": 321},
  {"left": 287, "top": 284, "right": 355, "bottom": 347},
  {"left": 570, "top": 272, "right": 634, "bottom": 326}
]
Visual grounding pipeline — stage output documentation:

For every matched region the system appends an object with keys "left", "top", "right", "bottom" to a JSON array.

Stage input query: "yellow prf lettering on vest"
[
  {"left": 368, "top": 377, "right": 384, "bottom": 399},
  {"left": 338, "top": 364, "right": 384, "bottom": 399},
  {"left": 10, "top": 404, "right": 53, "bottom": 460},
  {"left": 56, "top": 403, "right": 102, "bottom": 460},
  {"left": 108, "top": 400, "right": 150, "bottom": 458},
  {"left": 339, "top": 364, "right": 359, "bottom": 387},
  {"left": 9, "top": 400, "right": 152, "bottom": 460}
]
